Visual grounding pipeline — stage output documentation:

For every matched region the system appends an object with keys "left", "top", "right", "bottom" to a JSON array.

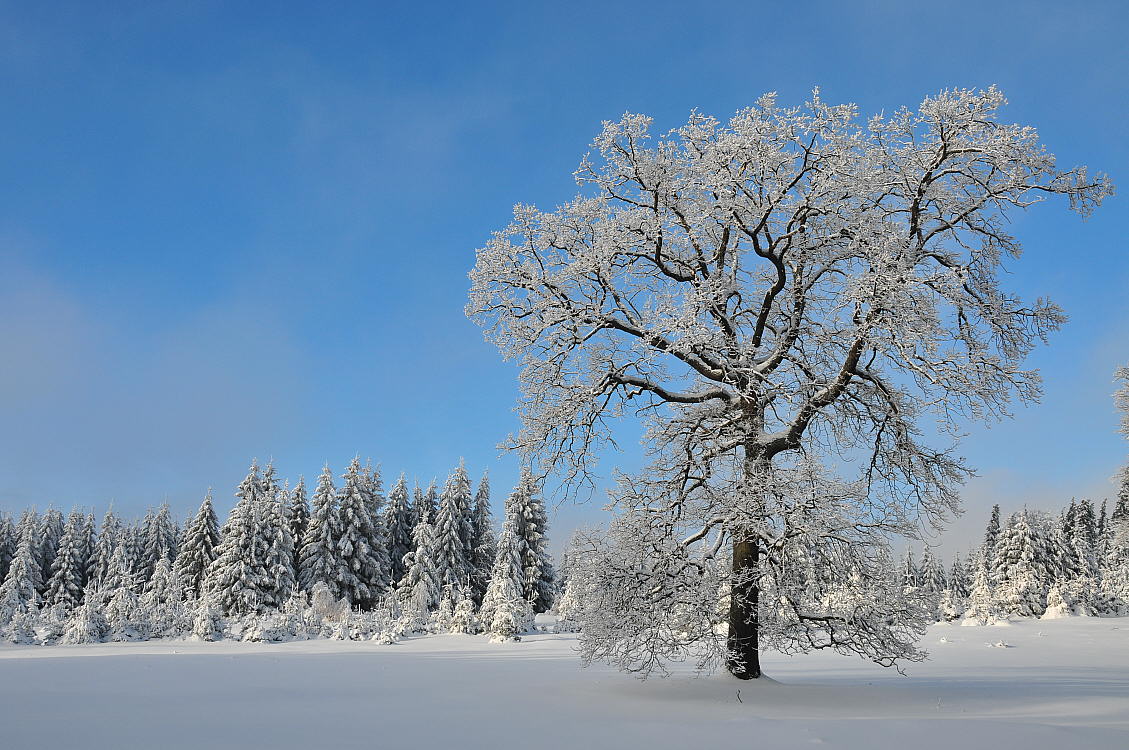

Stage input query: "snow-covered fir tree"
[
  {"left": 140, "top": 503, "right": 178, "bottom": 583},
  {"left": 948, "top": 555, "right": 970, "bottom": 598},
  {"left": 961, "top": 549, "right": 1000, "bottom": 625},
  {"left": 432, "top": 463, "right": 472, "bottom": 595},
  {"left": 900, "top": 549, "right": 919, "bottom": 589},
  {"left": 918, "top": 549, "right": 947, "bottom": 598},
  {"left": 994, "top": 510, "right": 1053, "bottom": 617},
  {"left": 205, "top": 461, "right": 267, "bottom": 615},
  {"left": 286, "top": 476, "right": 310, "bottom": 571},
  {"left": 336, "top": 457, "right": 387, "bottom": 609},
  {"left": 509, "top": 469, "right": 555, "bottom": 613},
  {"left": 37, "top": 508, "right": 64, "bottom": 594},
  {"left": 384, "top": 473, "right": 414, "bottom": 588},
  {"left": 0, "top": 514, "right": 17, "bottom": 582},
  {"left": 44, "top": 511, "right": 87, "bottom": 610},
  {"left": 479, "top": 508, "right": 532, "bottom": 641},
  {"left": 397, "top": 508, "right": 441, "bottom": 630},
  {"left": 469, "top": 471, "right": 496, "bottom": 604},
  {"left": 87, "top": 508, "right": 122, "bottom": 589},
  {"left": 298, "top": 465, "right": 342, "bottom": 597},
  {"left": 362, "top": 462, "right": 392, "bottom": 594},
  {"left": 260, "top": 481, "right": 296, "bottom": 609},
  {"left": 174, "top": 490, "right": 220, "bottom": 599},
  {"left": 0, "top": 519, "right": 43, "bottom": 622}
]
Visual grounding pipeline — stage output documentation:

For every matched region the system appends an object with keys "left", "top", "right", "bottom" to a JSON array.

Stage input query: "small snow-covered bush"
[{"left": 61, "top": 601, "right": 108, "bottom": 645}]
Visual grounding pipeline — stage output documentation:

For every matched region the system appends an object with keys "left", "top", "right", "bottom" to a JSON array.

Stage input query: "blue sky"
[{"left": 0, "top": 1, "right": 1125, "bottom": 557}]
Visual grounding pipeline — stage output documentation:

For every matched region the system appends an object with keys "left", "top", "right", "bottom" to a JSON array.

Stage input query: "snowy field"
[{"left": 1, "top": 618, "right": 1126, "bottom": 750}]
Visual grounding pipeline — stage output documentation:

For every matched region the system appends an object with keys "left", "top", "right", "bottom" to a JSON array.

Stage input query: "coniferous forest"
[
  {"left": 3, "top": 449, "right": 1128, "bottom": 648},
  {"left": 0, "top": 458, "right": 556, "bottom": 645}
]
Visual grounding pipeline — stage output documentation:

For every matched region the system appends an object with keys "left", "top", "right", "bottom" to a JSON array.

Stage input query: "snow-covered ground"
[{"left": 1, "top": 618, "right": 1126, "bottom": 749}]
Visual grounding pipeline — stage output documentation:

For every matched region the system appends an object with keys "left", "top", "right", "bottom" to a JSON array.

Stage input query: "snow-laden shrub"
[
  {"left": 449, "top": 595, "right": 479, "bottom": 634},
  {"left": 36, "top": 603, "right": 69, "bottom": 645},
  {"left": 62, "top": 601, "right": 108, "bottom": 645},
  {"left": 938, "top": 589, "right": 966, "bottom": 622},
  {"left": 3, "top": 610, "right": 39, "bottom": 644},
  {"left": 310, "top": 582, "right": 350, "bottom": 622},
  {"left": 242, "top": 613, "right": 295, "bottom": 642},
  {"left": 191, "top": 599, "right": 224, "bottom": 642}
]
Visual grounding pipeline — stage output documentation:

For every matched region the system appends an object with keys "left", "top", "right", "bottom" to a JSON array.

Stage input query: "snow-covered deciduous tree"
[
  {"left": 299, "top": 465, "right": 342, "bottom": 597},
  {"left": 175, "top": 490, "right": 220, "bottom": 599},
  {"left": 467, "top": 88, "right": 1111, "bottom": 678}
]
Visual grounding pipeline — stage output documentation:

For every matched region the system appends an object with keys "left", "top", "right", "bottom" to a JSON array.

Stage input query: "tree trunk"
[
  {"left": 729, "top": 436, "right": 764, "bottom": 679},
  {"left": 727, "top": 536, "right": 761, "bottom": 678}
]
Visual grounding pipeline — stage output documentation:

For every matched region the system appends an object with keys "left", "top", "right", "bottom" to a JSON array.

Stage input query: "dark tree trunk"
[{"left": 727, "top": 536, "right": 761, "bottom": 679}]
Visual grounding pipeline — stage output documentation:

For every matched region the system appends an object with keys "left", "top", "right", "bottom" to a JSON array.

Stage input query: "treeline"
[
  {"left": 899, "top": 494, "right": 1129, "bottom": 623},
  {"left": 0, "top": 458, "right": 556, "bottom": 645}
]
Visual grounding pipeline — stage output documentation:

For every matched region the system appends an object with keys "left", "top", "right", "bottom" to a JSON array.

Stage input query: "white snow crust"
[{"left": 1, "top": 618, "right": 1126, "bottom": 749}]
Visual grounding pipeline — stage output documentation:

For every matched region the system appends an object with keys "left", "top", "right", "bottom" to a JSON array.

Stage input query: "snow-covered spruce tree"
[
  {"left": 140, "top": 503, "right": 178, "bottom": 583},
  {"left": 994, "top": 511, "right": 1053, "bottom": 618},
  {"left": 421, "top": 481, "right": 439, "bottom": 528},
  {"left": 510, "top": 469, "right": 555, "bottom": 613},
  {"left": 900, "top": 549, "right": 920, "bottom": 590},
  {"left": 983, "top": 504, "right": 1002, "bottom": 576},
  {"left": 99, "top": 541, "right": 140, "bottom": 596},
  {"left": 960, "top": 548, "right": 1000, "bottom": 625},
  {"left": 468, "top": 88, "right": 1111, "bottom": 678},
  {"left": 362, "top": 462, "right": 392, "bottom": 595},
  {"left": 37, "top": 508, "right": 64, "bottom": 594},
  {"left": 948, "top": 555, "right": 970, "bottom": 599},
  {"left": 432, "top": 462, "right": 473, "bottom": 595},
  {"left": 397, "top": 508, "right": 441, "bottom": 631},
  {"left": 385, "top": 473, "right": 415, "bottom": 588},
  {"left": 1101, "top": 366, "right": 1129, "bottom": 611},
  {"left": 260, "top": 481, "right": 296, "bottom": 609},
  {"left": 479, "top": 509, "right": 533, "bottom": 642},
  {"left": 175, "top": 490, "right": 220, "bottom": 599},
  {"left": 468, "top": 471, "right": 497, "bottom": 604},
  {"left": 336, "top": 457, "right": 387, "bottom": 609},
  {"left": 919, "top": 549, "right": 947, "bottom": 594},
  {"left": 0, "top": 514, "right": 17, "bottom": 582},
  {"left": 0, "top": 519, "right": 43, "bottom": 623},
  {"left": 44, "top": 511, "right": 87, "bottom": 610},
  {"left": 298, "top": 465, "right": 342, "bottom": 597},
  {"left": 205, "top": 462, "right": 267, "bottom": 616},
  {"left": 286, "top": 476, "right": 310, "bottom": 571},
  {"left": 78, "top": 512, "right": 96, "bottom": 588},
  {"left": 87, "top": 509, "right": 121, "bottom": 589}
]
